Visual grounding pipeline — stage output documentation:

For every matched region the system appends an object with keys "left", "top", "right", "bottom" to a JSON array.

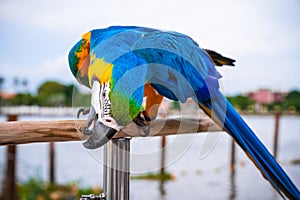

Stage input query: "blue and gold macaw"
[{"left": 68, "top": 26, "right": 299, "bottom": 199}]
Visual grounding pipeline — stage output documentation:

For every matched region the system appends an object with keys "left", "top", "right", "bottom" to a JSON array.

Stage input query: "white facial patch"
[
  {"left": 91, "top": 80, "right": 122, "bottom": 131},
  {"left": 91, "top": 80, "right": 101, "bottom": 114},
  {"left": 91, "top": 80, "right": 111, "bottom": 118}
]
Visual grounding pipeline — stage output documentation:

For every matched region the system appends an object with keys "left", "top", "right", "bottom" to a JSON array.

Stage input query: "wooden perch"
[{"left": 0, "top": 117, "right": 222, "bottom": 146}]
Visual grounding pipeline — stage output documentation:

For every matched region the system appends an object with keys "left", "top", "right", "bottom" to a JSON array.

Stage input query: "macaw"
[{"left": 68, "top": 26, "right": 300, "bottom": 199}]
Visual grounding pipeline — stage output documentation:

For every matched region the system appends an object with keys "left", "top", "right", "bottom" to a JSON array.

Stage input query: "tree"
[
  {"left": 227, "top": 95, "right": 254, "bottom": 111},
  {"left": 283, "top": 90, "right": 300, "bottom": 112},
  {"left": 7, "top": 93, "right": 37, "bottom": 105},
  {"left": 72, "top": 88, "right": 91, "bottom": 107},
  {"left": 0, "top": 76, "right": 4, "bottom": 90},
  {"left": 2, "top": 80, "right": 83, "bottom": 107},
  {"left": 37, "top": 81, "right": 68, "bottom": 106},
  {"left": 65, "top": 84, "right": 76, "bottom": 107},
  {"left": 38, "top": 81, "right": 67, "bottom": 95},
  {"left": 37, "top": 81, "right": 82, "bottom": 107}
]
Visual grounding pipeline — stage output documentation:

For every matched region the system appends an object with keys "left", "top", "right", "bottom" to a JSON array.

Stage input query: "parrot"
[{"left": 68, "top": 26, "right": 300, "bottom": 199}]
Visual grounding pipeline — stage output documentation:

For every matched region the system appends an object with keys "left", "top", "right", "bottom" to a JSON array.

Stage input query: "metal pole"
[
  {"left": 230, "top": 139, "right": 236, "bottom": 172},
  {"left": 117, "top": 138, "right": 130, "bottom": 200},
  {"left": 103, "top": 138, "right": 130, "bottom": 200}
]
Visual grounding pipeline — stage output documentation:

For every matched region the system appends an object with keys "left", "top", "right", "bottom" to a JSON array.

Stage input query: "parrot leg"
[
  {"left": 144, "top": 84, "right": 164, "bottom": 120},
  {"left": 77, "top": 106, "right": 98, "bottom": 136},
  {"left": 132, "top": 84, "right": 164, "bottom": 136},
  {"left": 77, "top": 107, "right": 90, "bottom": 119},
  {"left": 133, "top": 110, "right": 151, "bottom": 136},
  {"left": 76, "top": 79, "right": 101, "bottom": 136}
]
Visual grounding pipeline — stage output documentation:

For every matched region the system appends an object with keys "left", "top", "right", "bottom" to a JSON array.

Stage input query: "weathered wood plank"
[{"left": 0, "top": 117, "right": 222, "bottom": 145}]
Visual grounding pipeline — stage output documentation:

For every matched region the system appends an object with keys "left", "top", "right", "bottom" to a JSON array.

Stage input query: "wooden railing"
[
  {"left": 0, "top": 112, "right": 284, "bottom": 200},
  {"left": 0, "top": 117, "right": 222, "bottom": 146},
  {"left": 0, "top": 116, "right": 222, "bottom": 200}
]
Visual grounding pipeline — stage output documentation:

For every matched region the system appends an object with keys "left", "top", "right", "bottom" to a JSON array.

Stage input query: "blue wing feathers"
[{"left": 89, "top": 26, "right": 220, "bottom": 101}]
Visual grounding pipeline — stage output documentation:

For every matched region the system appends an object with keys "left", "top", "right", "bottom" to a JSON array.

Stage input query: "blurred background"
[{"left": 0, "top": 0, "right": 299, "bottom": 199}]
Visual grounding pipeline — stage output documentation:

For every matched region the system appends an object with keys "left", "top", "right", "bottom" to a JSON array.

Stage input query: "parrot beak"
[{"left": 83, "top": 120, "right": 118, "bottom": 149}]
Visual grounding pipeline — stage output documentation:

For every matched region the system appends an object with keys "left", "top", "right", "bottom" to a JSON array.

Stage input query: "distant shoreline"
[
  {"left": 238, "top": 111, "right": 300, "bottom": 116},
  {"left": 0, "top": 106, "right": 299, "bottom": 117}
]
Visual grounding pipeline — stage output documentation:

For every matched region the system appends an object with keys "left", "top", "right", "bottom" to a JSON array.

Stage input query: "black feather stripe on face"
[{"left": 100, "top": 82, "right": 112, "bottom": 118}]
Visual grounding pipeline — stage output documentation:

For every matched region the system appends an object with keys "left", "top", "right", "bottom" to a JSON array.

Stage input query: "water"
[{"left": 0, "top": 115, "right": 299, "bottom": 199}]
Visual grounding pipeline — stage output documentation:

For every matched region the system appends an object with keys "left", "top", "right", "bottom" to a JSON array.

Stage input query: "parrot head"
[
  {"left": 68, "top": 32, "right": 120, "bottom": 149},
  {"left": 69, "top": 31, "right": 145, "bottom": 149}
]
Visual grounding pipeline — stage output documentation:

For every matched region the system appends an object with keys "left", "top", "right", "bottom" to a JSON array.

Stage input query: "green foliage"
[
  {"left": 37, "top": 81, "right": 70, "bottom": 106},
  {"left": 131, "top": 172, "right": 175, "bottom": 181},
  {"left": 268, "top": 103, "right": 282, "bottom": 112},
  {"left": 18, "top": 178, "right": 102, "bottom": 200},
  {"left": 65, "top": 84, "right": 76, "bottom": 106},
  {"left": 72, "top": 87, "right": 91, "bottom": 107},
  {"left": 38, "top": 81, "right": 66, "bottom": 96},
  {"left": 3, "top": 81, "right": 80, "bottom": 107},
  {"left": 0, "top": 76, "right": 4, "bottom": 89},
  {"left": 170, "top": 101, "right": 180, "bottom": 110},
  {"left": 227, "top": 90, "right": 300, "bottom": 113},
  {"left": 3, "top": 79, "right": 300, "bottom": 115},
  {"left": 227, "top": 95, "right": 254, "bottom": 110},
  {"left": 6, "top": 93, "right": 37, "bottom": 105},
  {"left": 283, "top": 90, "right": 300, "bottom": 112},
  {"left": 18, "top": 179, "right": 46, "bottom": 199}
]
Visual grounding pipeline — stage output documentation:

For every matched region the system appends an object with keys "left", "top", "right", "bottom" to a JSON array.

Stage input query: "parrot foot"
[
  {"left": 133, "top": 110, "right": 151, "bottom": 136},
  {"left": 77, "top": 107, "right": 90, "bottom": 119},
  {"left": 77, "top": 107, "right": 98, "bottom": 136}
]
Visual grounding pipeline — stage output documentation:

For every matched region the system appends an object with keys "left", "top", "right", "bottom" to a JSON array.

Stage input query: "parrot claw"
[
  {"left": 77, "top": 107, "right": 90, "bottom": 119},
  {"left": 140, "top": 126, "right": 150, "bottom": 137},
  {"left": 133, "top": 110, "right": 151, "bottom": 136},
  {"left": 83, "top": 121, "right": 118, "bottom": 149},
  {"left": 78, "top": 106, "right": 99, "bottom": 137}
]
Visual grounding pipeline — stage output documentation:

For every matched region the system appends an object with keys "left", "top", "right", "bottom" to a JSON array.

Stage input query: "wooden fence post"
[
  {"left": 1, "top": 115, "right": 18, "bottom": 200},
  {"left": 159, "top": 135, "right": 167, "bottom": 195},
  {"left": 230, "top": 139, "right": 236, "bottom": 172},
  {"left": 273, "top": 112, "right": 281, "bottom": 159},
  {"left": 49, "top": 142, "right": 55, "bottom": 184},
  {"left": 160, "top": 136, "right": 166, "bottom": 175}
]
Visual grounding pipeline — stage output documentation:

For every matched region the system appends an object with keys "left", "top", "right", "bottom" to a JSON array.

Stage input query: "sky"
[{"left": 0, "top": 0, "right": 299, "bottom": 95}]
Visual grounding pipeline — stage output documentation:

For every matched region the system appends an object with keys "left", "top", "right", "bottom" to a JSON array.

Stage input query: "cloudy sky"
[{"left": 0, "top": 0, "right": 299, "bottom": 95}]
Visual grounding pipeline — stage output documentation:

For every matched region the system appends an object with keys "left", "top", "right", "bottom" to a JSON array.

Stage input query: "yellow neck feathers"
[{"left": 88, "top": 53, "right": 113, "bottom": 86}]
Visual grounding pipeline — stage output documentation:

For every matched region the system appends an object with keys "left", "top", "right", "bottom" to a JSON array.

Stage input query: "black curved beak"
[{"left": 83, "top": 121, "right": 118, "bottom": 149}]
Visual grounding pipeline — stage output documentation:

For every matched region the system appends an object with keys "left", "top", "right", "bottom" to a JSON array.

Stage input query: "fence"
[
  {"left": 0, "top": 112, "right": 282, "bottom": 199},
  {"left": 0, "top": 115, "right": 222, "bottom": 200}
]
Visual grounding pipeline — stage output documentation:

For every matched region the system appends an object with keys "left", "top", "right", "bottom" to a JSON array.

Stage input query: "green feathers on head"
[{"left": 68, "top": 39, "right": 84, "bottom": 77}]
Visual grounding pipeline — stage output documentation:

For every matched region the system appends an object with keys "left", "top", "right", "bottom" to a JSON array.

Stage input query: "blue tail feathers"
[{"left": 199, "top": 95, "right": 300, "bottom": 199}]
